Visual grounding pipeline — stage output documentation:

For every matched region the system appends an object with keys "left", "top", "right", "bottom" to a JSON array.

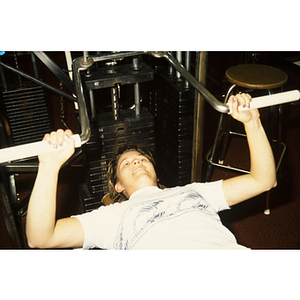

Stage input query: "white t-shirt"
[{"left": 72, "top": 180, "right": 248, "bottom": 250}]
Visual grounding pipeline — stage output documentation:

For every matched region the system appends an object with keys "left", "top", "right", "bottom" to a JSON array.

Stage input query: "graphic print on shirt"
[{"left": 113, "top": 189, "right": 219, "bottom": 249}]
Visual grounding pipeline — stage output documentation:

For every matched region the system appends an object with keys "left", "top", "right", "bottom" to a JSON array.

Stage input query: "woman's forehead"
[{"left": 118, "top": 151, "right": 144, "bottom": 163}]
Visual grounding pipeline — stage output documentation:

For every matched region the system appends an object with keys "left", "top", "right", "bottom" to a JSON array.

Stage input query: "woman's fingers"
[
  {"left": 227, "top": 93, "right": 258, "bottom": 124},
  {"left": 235, "top": 93, "right": 252, "bottom": 109},
  {"left": 43, "top": 129, "right": 74, "bottom": 149},
  {"left": 228, "top": 93, "right": 252, "bottom": 113}
]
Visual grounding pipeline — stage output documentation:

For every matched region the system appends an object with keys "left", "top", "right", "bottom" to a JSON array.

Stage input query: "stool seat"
[{"left": 225, "top": 64, "right": 288, "bottom": 90}]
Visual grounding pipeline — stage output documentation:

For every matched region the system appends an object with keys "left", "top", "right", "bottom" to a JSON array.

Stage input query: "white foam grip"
[
  {"left": 0, "top": 134, "right": 81, "bottom": 164},
  {"left": 227, "top": 90, "right": 300, "bottom": 114}
]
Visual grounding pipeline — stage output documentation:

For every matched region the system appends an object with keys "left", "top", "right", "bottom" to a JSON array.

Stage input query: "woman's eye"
[{"left": 121, "top": 162, "right": 129, "bottom": 168}]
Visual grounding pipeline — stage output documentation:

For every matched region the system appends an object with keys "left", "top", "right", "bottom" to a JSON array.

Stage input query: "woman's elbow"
[
  {"left": 263, "top": 175, "right": 277, "bottom": 192},
  {"left": 26, "top": 233, "right": 52, "bottom": 249},
  {"left": 27, "top": 237, "right": 46, "bottom": 249}
]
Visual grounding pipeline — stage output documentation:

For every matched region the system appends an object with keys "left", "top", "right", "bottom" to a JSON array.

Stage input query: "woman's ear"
[{"left": 115, "top": 182, "right": 125, "bottom": 194}]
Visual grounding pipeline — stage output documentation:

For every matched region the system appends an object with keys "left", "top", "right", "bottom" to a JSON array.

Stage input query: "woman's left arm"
[{"left": 222, "top": 93, "right": 277, "bottom": 206}]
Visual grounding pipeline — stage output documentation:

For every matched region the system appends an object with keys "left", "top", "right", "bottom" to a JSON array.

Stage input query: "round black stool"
[
  {"left": 225, "top": 64, "right": 287, "bottom": 90},
  {"left": 205, "top": 64, "right": 288, "bottom": 214}
]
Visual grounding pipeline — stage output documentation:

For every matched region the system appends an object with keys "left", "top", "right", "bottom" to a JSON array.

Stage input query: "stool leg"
[
  {"left": 264, "top": 88, "right": 285, "bottom": 215},
  {"left": 278, "top": 86, "right": 284, "bottom": 144},
  {"left": 205, "top": 84, "right": 236, "bottom": 181},
  {"left": 277, "top": 85, "right": 284, "bottom": 162},
  {"left": 218, "top": 115, "right": 232, "bottom": 164},
  {"left": 268, "top": 90, "right": 275, "bottom": 143},
  {"left": 264, "top": 191, "right": 271, "bottom": 215},
  {"left": 277, "top": 103, "right": 283, "bottom": 160},
  {"left": 205, "top": 113, "right": 224, "bottom": 182},
  {"left": 218, "top": 84, "right": 236, "bottom": 164}
]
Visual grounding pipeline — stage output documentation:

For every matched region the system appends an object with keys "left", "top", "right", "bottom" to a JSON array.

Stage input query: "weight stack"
[
  {"left": 1, "top": 81, "right": 52, "bottom": 146},
  {"left": 80, "top": 107, "right": 155, "bottom": 212},
  {"left": 154, "top": 73, "right": 194, "bottom": 187}
]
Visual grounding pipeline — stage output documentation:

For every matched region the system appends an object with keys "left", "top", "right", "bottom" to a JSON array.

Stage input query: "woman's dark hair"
[{"left": 107, "top": 144, "right": 156, "bottom": 201}]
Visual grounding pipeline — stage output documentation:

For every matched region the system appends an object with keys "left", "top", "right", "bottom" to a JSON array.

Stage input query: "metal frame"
[{"left": 0, "top": 51, "right": 232, "bottom": 156}]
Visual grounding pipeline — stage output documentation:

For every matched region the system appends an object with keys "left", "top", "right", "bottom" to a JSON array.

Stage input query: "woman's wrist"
[
  {"left": 38, "top": 161, "right": 61, "bottom": 175},
  {"left": 244, "top": 116, "right": 263, "bottom": 132}
]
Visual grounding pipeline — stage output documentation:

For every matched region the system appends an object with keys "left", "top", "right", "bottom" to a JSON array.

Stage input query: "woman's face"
[{"left": 115, "top": 151, "right": 158, "bottom": 197}]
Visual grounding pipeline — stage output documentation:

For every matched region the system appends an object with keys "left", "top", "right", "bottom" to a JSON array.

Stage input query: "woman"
[{"left": 26, "top": 93, "right": 276, "bottom": 249}]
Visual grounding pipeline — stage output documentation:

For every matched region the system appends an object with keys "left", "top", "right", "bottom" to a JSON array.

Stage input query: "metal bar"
[
  {"left": 134, "top": 83, "right": 141, "bottom": 116},
  {"left": 132, "top": 57, "right": 141, "bottom": 116},
  {"left": 0, "top": 61, "right": 77, "bottom": 102},
  {"left": 168, "top": 51, "right": 174, "bottom": 75},
  {"left": 83, "top": 51, "right": 89, "bottom": 66},
  {"left": 217, "top": 84, "right": 237, "bottom": 166},
  {"left": 191, "top": 51, "right": 207, "bottom": 182},
  {"left": 2, "top": 149, "right": 83, "bottom": 173},
  {"left": 185, "top": 51, "right": 191, "bottom": 72},
  {"left": 89, "top": 89, "right": 96, "bottom": 122},
  {"left": 176, "top": 51, "right": 182, "bottom": 79},
  {"left": 185, "top": 51, "right": 191, "bottom": 88},
  {"left": 13, "top": 52, "right": 23, "bottom": 87},
  {"left": 92, "top": 51, "right": 146, "bottom": 64},
  {"left": 72, "top": 56, "right": 93, "bottom": 145},
  {"left": 64, "top": 51, "right": 73, "bottom": 81},
  {"left": 33, "top": 51, "right": 76, "bottom": 94},
  {"left": 30, "top": 51, "right": 39, "bottom": 78},
  {"left": 0, "top": 61, "right": 8, "bottom": 91},
  {"left": 207, "top": 158, "right": 251, "bottom": 174},
  {"left": 111, "top": 85, "right": 119, "bottom": 120}
]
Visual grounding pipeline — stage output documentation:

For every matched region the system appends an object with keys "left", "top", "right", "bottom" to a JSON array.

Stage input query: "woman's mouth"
[{"left": 132, "top": 166, "right": 145, "bottom": 175}]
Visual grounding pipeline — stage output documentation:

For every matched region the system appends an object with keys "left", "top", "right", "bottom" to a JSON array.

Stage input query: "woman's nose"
[{"left": 133, "top": 159, "right": 141, "bottom": 165}]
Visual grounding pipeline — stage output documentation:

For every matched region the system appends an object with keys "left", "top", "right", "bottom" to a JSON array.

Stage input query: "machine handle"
[
  {"left": 0, "top": 134, "right": 81, "bottom": 164},
  {"left": 149, "top": 51, "right": 230, "bottom": 114},
  {"left": 227, "top": 90, "right": 300, "bottom": 114}
]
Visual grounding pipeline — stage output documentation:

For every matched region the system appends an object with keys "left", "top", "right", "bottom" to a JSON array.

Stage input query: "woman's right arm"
[{"left": 26, "top": 129, "right": 84, "bottom": 248}]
